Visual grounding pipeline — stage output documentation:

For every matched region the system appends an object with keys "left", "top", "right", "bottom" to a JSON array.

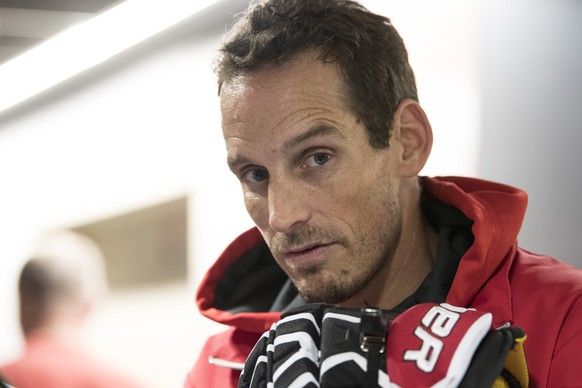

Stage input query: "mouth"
[{"left": 281, "top": 242, "right": 334, "bottom": 266}]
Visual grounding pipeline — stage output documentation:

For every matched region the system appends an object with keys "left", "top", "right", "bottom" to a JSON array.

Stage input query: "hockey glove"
[{"left": 238, "top": 302, "right": 527, "bottom": 388}]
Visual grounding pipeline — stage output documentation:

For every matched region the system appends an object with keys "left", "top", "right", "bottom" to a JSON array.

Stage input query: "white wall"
[
  {"left": 0, "top": 8, "right": 253, "bottom": 387},
  {"left": 476, "top": 0, "right": 582, "bottom": 267}
]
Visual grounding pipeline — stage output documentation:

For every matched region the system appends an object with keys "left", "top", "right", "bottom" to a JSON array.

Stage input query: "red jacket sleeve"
[{"left": 546, "top": 296, "right": 582, "bottom": 386}]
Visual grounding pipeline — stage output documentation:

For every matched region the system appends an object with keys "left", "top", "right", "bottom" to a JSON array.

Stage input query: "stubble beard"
[{"left": 282, "top": 204, "right": 402, "bottom": 306}]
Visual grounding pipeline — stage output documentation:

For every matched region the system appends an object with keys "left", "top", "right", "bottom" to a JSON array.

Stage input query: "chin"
[{"left": 299, "top": 283, "right": 355, "bottom": 305}]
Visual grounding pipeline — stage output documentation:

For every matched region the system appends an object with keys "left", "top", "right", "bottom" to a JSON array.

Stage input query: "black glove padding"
[
  {"left": 238, "top": 303, "right": 387, "bottom": 388},
  {"left": 238, "top": 303, "right": 528, "bottom": 388}
]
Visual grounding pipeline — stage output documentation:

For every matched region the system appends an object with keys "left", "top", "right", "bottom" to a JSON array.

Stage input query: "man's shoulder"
[
  {"left": 513, "top": 248, "right": 582, "bottom": 287},
  {"left": 510, "top": 248, "right": 582, "bottom": 312},
  {"left": 507, "top": 248, "right": 582, "bottom": 385}
]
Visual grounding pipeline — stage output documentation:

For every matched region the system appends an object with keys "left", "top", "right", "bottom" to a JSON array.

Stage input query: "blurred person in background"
[
  {"left": 184, "top": 0, "right": 582, "bottom": 387},
  {"left": 0, "top": 230, "right": 143, "bottom": 388}
]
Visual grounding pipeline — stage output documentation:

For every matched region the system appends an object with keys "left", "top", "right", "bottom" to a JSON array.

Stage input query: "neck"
[{"left": 24, "top": 302, "right": 87, "bottom": 342}]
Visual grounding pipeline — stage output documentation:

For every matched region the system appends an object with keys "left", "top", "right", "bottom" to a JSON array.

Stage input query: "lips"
[
  {"left": 285, "top": 242, "right": 323, "bottom": 255},
  {"left": 280, "top": 242, "right": 334, "bottom": 266}
]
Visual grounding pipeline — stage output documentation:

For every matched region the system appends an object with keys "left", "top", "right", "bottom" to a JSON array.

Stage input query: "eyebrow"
[
  {"left": 227, "top": 124, "right": 345, "bottom": 170},
  {"left": 227, "top": 153, "right": 251, "bottom": 171},
  {"left": 282, "top": 124, "right": 345, "bottom": 151}
]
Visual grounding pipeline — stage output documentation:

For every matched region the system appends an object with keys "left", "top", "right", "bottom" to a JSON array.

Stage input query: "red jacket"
[
  {"left": 184, "top": 176, "right": 582, "bottom": 387},
  {"left": 0, "top": 333, "right": 144, "bottom": 388}
]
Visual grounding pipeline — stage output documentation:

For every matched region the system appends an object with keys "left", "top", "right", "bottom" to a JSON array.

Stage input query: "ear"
[{"left": 392, "top": 99, "right": 433, "bottom": 177}]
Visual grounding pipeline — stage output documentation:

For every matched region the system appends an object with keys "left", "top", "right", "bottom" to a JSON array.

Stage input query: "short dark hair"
[
  {"left": 214, "top": 0, "right": 418, "bottom": 148},
  {"left": 18, "top": 258, "right": 72, "bottom": 335}
]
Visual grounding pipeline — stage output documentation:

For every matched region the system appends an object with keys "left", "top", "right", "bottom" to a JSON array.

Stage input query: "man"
[
  {"left": 184, "top": 0, "right": 582, "bottom": 386},
  {"left": 0, "top": 230, "right": 143, "bottom": 388}
]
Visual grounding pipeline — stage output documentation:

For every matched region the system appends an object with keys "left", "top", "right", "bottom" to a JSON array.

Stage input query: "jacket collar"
[{"left": 422, "top": 176, "right": 527, "bottom": 327}]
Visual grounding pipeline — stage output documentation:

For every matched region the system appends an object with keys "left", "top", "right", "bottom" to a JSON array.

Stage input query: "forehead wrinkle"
[
  {"left": 267, "top": 101, "right": 340, "bottom": 141},
  {"left": 283, "top": 124, "right": 346, "bottom": 151}
]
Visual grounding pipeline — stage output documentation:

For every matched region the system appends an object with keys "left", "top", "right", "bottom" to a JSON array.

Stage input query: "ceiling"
[
  {"left": 0, "top": 0, "right": 251, "bottom": 116},
  {"left": 0, "top": 0, "right": 122, "bottom": 65}
]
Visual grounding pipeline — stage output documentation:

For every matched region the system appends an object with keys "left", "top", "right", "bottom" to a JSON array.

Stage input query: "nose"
[{"left": 268, "top": 176, "right": 310, "bottom": 233}]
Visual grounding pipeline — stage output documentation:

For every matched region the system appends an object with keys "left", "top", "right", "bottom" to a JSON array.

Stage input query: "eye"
[
  {"left": 242, "top": 167, "right": 269, "bottom": 183},
  {"left": 304, "top": 152, "right": 332, "bottom": 168}
]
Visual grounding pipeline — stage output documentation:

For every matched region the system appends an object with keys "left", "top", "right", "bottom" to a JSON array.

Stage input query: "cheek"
[
  {"left": 330, "top": 173, "right": 377, "bottom": 207},
  {"left": 244, "top": 192, "right": 269, "bottom": 228},
  {"left": 332, "top": 170, "right": 396, "bottom": 223}
]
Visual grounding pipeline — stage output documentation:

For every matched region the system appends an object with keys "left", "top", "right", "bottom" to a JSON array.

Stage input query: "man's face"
[{"left": 221, "top": 52, "right": 404, "bottom": 304}]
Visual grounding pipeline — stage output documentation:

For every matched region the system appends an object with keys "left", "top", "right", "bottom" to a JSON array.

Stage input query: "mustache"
[{"left": 269, "top": 225, "right": 345, "bottom": 252}]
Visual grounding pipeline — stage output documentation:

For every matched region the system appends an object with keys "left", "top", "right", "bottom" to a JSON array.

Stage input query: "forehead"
[
  {"left": 219, "top": 50, "right": 366, "bottom": 168},
  {"left": 219, "top": 51, "right": 348, "bottom": 122}
]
